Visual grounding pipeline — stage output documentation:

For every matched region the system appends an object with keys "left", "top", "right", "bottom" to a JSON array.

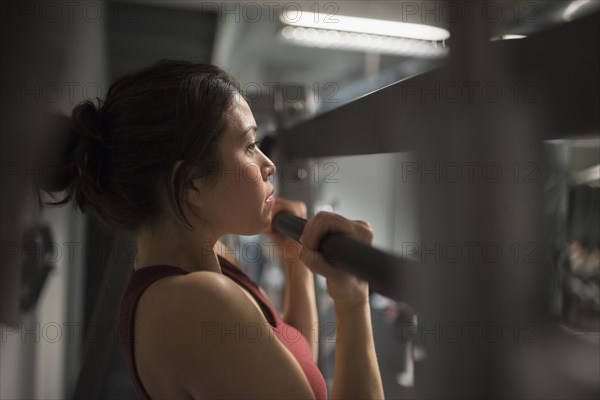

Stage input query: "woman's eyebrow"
[{"left": 240, "top": 126, "right": 257, "bottom": 137}]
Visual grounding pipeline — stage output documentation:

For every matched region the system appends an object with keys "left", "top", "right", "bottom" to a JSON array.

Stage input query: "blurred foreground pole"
[
  {"left": 412, "top": 1, "right": 544, "bottom": 397},
  {"left": 0, "top": 2, "right": 58, "bottom": 323}
]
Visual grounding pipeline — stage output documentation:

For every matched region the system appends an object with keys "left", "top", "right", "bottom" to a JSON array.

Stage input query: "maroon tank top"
[{"left": 118, "top": 255, "right": 328, "bottom": 399}]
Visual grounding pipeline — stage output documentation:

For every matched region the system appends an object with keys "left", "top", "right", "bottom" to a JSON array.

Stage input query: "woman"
[{"left": 38, "top": 60, "right": 384, "bottom": 399}]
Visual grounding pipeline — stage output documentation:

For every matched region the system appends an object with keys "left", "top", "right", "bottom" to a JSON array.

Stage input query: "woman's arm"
[
  {"left": 331, "top": 300, "right": 384, "bottom": 399},
  {"left": 263, "top": 198, "right": 320, "bottom": 362},
  {"left": 281, "top": 254, "right": 319, "bottom": 363},
  {"left": 280, "top": 245, "right": 384, "bottom": 399}
]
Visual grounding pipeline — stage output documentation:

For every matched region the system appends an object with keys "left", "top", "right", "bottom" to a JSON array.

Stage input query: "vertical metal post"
[{"left": 413, "top": 1, "right": 544, "bottom": 398}]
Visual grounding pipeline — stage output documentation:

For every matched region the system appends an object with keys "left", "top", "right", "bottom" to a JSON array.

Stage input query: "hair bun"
[{"left": 38, "top": 100, "right": 111, "bottom": 193}]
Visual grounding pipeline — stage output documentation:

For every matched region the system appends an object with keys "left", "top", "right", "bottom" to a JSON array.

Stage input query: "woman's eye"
[{"left": 248, "top": 140, "right": 261, "bottom": 152}]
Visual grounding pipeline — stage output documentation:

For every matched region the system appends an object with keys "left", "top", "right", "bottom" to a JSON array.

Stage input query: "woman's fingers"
[
  {"left": 353, "top": 220, "right": 372, "bottom": 230},
  {"left": 352, "top": 220, "right": 374, "bottom": 244},
  {"left": 292, "top": 211, "right": 374, "bottom": 305},
  {"left": 299, "top": 246, "right": 337, "bottom": 277},
  {"left": 299, "top": 211, "right": 374, "bottom": 251}
]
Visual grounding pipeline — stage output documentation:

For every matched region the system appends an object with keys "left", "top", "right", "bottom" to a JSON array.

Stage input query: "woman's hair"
[{"left": 36, "top": 59, "right": 246, "bottom": 232}]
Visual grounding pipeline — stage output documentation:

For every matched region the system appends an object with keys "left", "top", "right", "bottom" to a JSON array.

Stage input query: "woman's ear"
[{"left": 171, "top": 160, "right": 201, "bottom": 205}]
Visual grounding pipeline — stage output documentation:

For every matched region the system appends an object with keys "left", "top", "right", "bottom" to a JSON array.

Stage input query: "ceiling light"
[
  {"left": 280, "top": 11, "right": 450, "bottom": 42},
  {"left": 278, "top": 26, "right": 448, "bottom": 59}
]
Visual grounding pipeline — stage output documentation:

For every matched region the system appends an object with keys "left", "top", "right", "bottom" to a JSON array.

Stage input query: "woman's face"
[{"left": 189, "top": 93, "right": 276, "bottom": 237}]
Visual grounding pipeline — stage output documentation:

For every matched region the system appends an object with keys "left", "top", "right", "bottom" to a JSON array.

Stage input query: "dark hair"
[{"left": 36, "top": 59, "right": 246, "bottom": 232}]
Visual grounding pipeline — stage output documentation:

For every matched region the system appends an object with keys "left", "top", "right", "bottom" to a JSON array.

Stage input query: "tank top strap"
[{"left": 217, "top": 255, "right": 280, "bottom": 328}]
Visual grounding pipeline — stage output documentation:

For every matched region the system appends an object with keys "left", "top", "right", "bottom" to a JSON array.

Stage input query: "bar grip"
[
  {"left": 272, "top": 212, "right": 306, "bottom": 242},
  {"left": 273, "top": 212, "right": 407, "bottom": 300}
]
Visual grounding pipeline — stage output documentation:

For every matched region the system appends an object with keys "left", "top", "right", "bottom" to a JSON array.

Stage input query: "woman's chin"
[{"left": 239, "top": 218, "right": 272, "bottom": 237}]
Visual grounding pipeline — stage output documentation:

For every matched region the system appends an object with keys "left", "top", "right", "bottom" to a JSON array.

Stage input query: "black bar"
[{"left": 273, "top": 212, "right": 409, "bottom": 301}]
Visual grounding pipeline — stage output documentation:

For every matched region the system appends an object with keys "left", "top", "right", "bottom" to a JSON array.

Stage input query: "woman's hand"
[
  {"left": 299, "top": 211, "right": 373, "bottom": 310},
  {"left": 263, "top": 197, "right": 307, "bottom": 264}
]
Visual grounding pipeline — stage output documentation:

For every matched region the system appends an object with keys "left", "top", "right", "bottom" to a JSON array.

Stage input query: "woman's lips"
[{"left": 266, "top": 189, "right": 275, "bottom": 202}]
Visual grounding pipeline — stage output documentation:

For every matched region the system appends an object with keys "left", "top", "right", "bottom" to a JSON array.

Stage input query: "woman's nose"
[{"left": 262, "top": 155, "right": 276, "bottom": 180}]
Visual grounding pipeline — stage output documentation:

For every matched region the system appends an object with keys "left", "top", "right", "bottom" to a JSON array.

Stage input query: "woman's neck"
[{"left": 134, "top": 219, "right": 222, "bottom": 274}]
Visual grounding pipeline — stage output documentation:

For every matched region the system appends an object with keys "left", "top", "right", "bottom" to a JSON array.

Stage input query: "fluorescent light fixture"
[
  {"left": 280, "top": 11, "right": 450, "bottom": 42},
  {"left": 278, "top": 12, "right": 449, "bottom": 58},
  {"left": 279, "top": 26, "right": 449, "bottom": 58}
]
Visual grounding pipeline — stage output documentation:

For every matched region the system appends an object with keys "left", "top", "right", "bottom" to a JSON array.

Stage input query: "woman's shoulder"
[
  {"left": 134, "top": 270, "right": 254, "bottom": 366},
  {"left": 131, "top": 270, "right": 262, "bottom": 398},
  {"left": 134, "top": 266, "right": 316, "bottom": 400},
  {"left": 135, "top": 267, "right": 268, "bottom": 338}
]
